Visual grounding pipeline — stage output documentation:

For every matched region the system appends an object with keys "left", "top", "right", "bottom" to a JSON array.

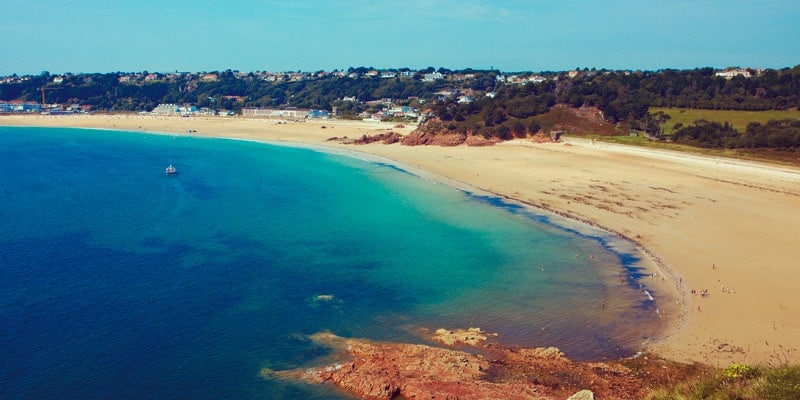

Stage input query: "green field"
[
  {"left": 651, "top": 107, "right": 800, "bottom": 134},
  {"left": 588, "top": 108, "right": 800, "bottom": 165}
]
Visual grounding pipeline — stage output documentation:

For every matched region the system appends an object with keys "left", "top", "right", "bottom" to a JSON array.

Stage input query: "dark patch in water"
[
  {"left": 373, "top": 161, "right": 415, "bottom": 176},
  {"left": 175, "top": 176, "right": 217, "bottom": 200},
  {"left": 462, "top": 191, "right": 659, "bottom": 309}
]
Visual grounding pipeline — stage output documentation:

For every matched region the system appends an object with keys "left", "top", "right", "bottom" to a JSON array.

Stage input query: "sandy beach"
[{"left": 3, "top": 113, "right": 799, "bottom": 367}]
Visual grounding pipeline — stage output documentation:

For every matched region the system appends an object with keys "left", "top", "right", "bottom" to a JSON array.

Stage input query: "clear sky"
[{"left": 2, "top": 0, "right": 798, "bottom": 75}]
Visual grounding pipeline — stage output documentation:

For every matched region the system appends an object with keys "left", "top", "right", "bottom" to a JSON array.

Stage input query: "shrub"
[
  {"left": 756, "top": 365, "right": 800, "bottom": 400},
  {"left": 723, "top": 363, "right": 757, "bottom": 379}
]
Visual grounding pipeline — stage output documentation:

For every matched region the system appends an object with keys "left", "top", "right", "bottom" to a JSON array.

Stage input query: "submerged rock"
[{"left": 432, "top": 327, "right": 497, "bottom": 346}]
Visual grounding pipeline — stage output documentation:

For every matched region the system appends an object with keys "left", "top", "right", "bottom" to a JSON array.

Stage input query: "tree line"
[
  {"left": 671, "top": 119, "right": 800, "bottom": 149},
  {"left": 2, "top": 66, "right": 799, "bottom": 148},
  {"left": 3, "top": 67, "right": 798, "bottom": 113}
]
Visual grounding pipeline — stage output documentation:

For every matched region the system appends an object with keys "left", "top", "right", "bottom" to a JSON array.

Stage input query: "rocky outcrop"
[
  {"left": 353, "top": 131, "right": 402, "bottom": 145},
  {"left": 265, "top": 331, "right": 546, "bottom": 400},
  {"left": 262, "top": 329, "right": 687, "bottom": 400},
  {"left": 400, "top": 130, "right": 467, "bottom": 146}
]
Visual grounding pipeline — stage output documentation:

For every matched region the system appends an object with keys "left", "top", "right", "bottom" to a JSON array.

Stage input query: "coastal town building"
[
  {"left": 385, "top": 106, "right": 418, "bottom": 118},
  {"left": 241, "top": 107, "right": 310, "bottom": 119},
  {"left": 0, "top": 101, "right": 42, "bottom": 113},
  {"left": 457, "top": 95, "right": 474, "bottom": 104},
  {"left": 307, "top": 109, "right": 331, "bottom": 119},
  {"left": 715, "top": 68, "right": 752, "bottom": 79},
  {"left": 151, "top": 104, "right": 201, "bottom": 115},
  {"left": 422, "top": 72, "right": 444, "bottom": 82},
  {"left": 152, "top": 103, "right": 179, "bottom": 115}
]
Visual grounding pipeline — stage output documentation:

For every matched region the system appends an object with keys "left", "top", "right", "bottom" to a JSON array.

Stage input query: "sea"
[{"left": 0, "top": 126, "right": 666, "bottom": 399}]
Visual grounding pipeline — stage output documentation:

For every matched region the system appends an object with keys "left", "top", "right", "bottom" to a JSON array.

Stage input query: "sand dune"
[{"left": 4, "top": 113, "right": 799, "bottom": 366}]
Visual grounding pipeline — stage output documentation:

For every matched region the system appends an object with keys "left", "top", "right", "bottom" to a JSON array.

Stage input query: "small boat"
[{"left": 165, "top": 164, "right": 177, "bottom": 175}]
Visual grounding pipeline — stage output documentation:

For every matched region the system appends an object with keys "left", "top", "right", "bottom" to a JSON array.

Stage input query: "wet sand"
[{"left": 4, "top": 113, "right": 800, "bottom": 366}]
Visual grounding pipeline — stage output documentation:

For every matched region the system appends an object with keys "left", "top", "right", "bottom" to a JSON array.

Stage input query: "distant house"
[
  {"left": 52, "top": 76, "right": 64, "bottom": 84},
  {"left": 144, "top": 73, "right": 159, "bottom": 81},
  {"left": 386, "top": 106, "right": 418, "bottom": 118},
  {"left": 380, "top": 71, "right": 397, "bottom": 79},
  {"left": 422, "top": 72, "right": 443, "bottom": 82},
  {"left": 201, "top": 73, "right": 218, "bottom": 82},
  {"left": 152, "top": 103, "right": 179, "bottom": 115},
  {"left": 715, "top": 69, "right": 752, "bottom": 79}
]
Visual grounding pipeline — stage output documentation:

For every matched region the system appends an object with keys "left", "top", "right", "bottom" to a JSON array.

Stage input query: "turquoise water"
[{"left": 0, "top": 126, "right": 663, "bottom": 399}]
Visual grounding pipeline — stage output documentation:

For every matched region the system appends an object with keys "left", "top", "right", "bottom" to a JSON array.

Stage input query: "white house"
[{"left": 715, "top": 69, "right": 752, "bottom": 79}]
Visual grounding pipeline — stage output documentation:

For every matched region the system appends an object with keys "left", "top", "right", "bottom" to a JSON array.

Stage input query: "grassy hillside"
[{"left": 652, "top": 107, "right": 800, "bottom": 134}]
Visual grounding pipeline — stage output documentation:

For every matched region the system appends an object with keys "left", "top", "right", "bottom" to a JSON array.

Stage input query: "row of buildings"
[
  {"left": 0, "top": 101, "right": 91, "bottom": 114},
  {"left": 240, "top": 107, "right": 330, "bottom": 119},
  {"left": 0, "top": 101, "right": 41, "bottom": 113},
  {"left": 149, "top": 103, "right": 335, "bottom": 119}
]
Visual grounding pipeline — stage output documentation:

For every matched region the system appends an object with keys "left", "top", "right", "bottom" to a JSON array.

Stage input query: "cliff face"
[
  {"left": 400, "top": 119, "right": 501, "bottom": 146},
  {"left": 262, "top": 330, "right": 698, "bottom": 400}
]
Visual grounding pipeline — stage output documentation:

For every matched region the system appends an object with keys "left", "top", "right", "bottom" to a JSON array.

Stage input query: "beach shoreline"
[{"left": 3, "top": 113, "right": 799, "bottom": 366}]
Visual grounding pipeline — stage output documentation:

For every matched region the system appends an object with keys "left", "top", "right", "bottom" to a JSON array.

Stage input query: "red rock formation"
[
  {"left": 261, "top": 330, "right": 688, "bottom": 399},
  {"left": 353, "top": 131, "right": 402, "bottom": 145}
]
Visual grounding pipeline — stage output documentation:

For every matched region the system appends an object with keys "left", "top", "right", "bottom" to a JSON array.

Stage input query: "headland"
[{"left": 3, "top": 113, "right": 800, "bottom": 368}]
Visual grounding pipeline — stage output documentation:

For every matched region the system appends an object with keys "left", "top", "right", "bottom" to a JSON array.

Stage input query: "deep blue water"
[{"left": 0, "top": 127, "right": 664, "bottom": 399}]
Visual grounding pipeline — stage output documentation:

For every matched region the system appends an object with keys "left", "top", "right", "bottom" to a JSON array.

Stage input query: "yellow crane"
[{"left": 39, "top": 85, "right": 63, "bottom": 108}]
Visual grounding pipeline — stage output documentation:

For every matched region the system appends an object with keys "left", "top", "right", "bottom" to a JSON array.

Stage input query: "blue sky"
[{"left": 2, "top": 0, "right": 798, "bottom": 75}]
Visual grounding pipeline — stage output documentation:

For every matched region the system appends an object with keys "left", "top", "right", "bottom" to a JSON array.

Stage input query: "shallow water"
[{"left": 0, "top": 127, "right": 665, "bottom": 399}]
